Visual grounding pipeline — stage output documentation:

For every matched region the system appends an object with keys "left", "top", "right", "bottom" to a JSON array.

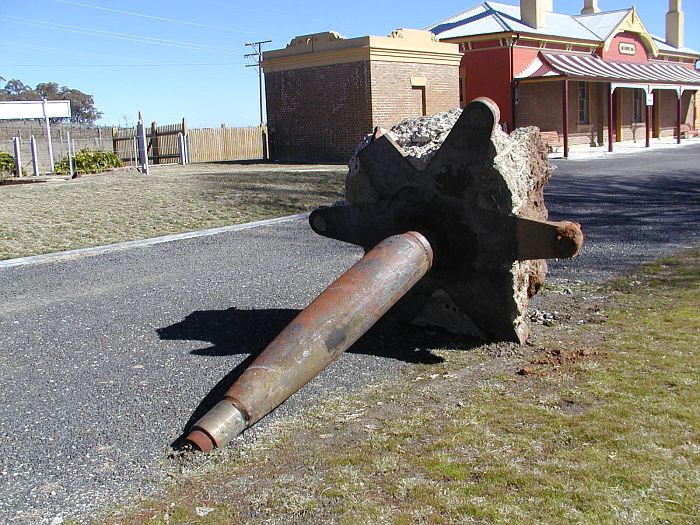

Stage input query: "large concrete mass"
[{"left": 343, "top": 100, "right": 558, "bottom": 342}]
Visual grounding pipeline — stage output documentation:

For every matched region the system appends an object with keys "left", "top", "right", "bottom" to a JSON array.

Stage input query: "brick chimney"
[
  {"left": 666, "top": 0, "right": 684, "bottom": 48},
  {"left": 521, "top": 0, "right": 552, "bottom": 29},
  {"left": 581, "top": 0, "right": 600, "bottom": 15}
]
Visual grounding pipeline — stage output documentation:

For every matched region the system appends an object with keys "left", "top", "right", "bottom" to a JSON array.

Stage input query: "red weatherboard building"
[{"left": 428, "top": 0, "right": 700, "bottom": 157}]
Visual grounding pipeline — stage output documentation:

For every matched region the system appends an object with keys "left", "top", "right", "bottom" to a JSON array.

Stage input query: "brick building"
[
  {"left": 262, "top": 30, "right": 461, "bottom": 162},
  {"left": 427, "top": 0, "right": 700, "bottom": 157}
]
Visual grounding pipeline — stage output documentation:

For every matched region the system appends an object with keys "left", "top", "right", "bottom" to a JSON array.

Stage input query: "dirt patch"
[{"left": 517, "top": 348, "right": 606, "bottom": 376}]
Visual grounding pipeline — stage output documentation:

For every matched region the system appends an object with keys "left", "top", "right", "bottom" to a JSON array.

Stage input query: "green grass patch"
[{"left": 103, "top": 250, "right": 699, "bottom": 524}]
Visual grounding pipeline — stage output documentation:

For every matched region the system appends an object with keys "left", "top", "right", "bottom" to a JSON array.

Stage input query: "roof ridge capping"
[
  {"left": 573, "top": 7, "right": 632, "bottom": 18},
  {"left": 423, "top": 2, "right": 490, "bottom": 32}
]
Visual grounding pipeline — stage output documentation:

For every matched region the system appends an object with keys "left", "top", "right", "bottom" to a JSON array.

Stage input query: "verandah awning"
[
  {"left": 516, "top": 52, "right": 700, "bottom": 87},
  {"left": 516, "top": 52, "right": 699, "bottom": 158}
]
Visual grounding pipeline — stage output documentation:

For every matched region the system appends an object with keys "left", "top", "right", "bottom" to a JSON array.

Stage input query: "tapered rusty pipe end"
[
  {"left": 186, "top": 231, "right": 434, "bottom": 452},
  {"left": 186, "top": 429, "right": 216, "bottom": 452},
  {"left": 185, "top": 400, "right": 247, "bottom": 451}
]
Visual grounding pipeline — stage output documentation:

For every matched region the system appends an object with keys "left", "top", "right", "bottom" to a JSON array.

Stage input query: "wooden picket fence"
[
  {"left": 189, "top": 126, "right": 265, "bottom": 162},
  {"left": 112, "top": 120, "right": 266, "bottom": 165}
]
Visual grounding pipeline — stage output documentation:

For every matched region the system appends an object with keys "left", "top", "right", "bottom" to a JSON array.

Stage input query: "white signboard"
[
  {"left": 618, "top": 42, "right": 637, "bottom": 56},
  {"left": 0, "top": 100, "right": 71, "bottom": 120}
]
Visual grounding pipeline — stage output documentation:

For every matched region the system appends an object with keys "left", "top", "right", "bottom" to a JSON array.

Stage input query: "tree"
[
  {"left": 61, "top": 88, "right": 103, "bottom": 123},
  {"left": 0, "top": 79, "right": 39, "bottom": 100},
  {"left": 0, "top": 79, "right": 103, "bottom": 123},
  {"left": 35, "top": 82, "right": 61, "bottom": 100}
]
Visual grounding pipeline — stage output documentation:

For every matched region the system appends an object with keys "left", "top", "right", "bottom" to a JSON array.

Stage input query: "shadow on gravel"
[
  {"left": 546, "top": 168, "right": 700, "bottom": 240},
  {"left": 544, "top": 165, "right": 700, "bottom": 280},
  {"left": 159, "top": 307, "right": 480, "bottom": 447}
]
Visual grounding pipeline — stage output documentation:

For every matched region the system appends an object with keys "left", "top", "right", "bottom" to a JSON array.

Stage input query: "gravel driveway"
[{"left": 0, "top": 143, "right": 698, "bottom": 523}]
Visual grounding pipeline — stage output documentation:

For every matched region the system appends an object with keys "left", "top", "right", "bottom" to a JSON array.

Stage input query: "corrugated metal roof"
[
  {"left": 428, "top": 2, "right": 601, "bottom": 41},
  {"left": 515, "top": 52, "right": 700, "bottom": 85},
  {"left": 652, "top": 35, "right": 700, "bottom": 56},
  {"left": 574, "top": 10, "right": 630, "bottom": 40},
  {"left": 428, "top": 2, "right": 698, "bottom": 59}
]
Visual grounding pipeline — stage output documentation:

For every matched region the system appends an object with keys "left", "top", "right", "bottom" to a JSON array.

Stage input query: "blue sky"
[{"left": 1, "top": 0, "right": 698, "bottom": 128}]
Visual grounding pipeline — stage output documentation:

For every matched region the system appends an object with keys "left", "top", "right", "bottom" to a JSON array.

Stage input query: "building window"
[
  {"left": 633, "top": 89, "right": 644, "bottom": 123},
  {"left": 578, "top": 82, "right": 589, "bottom": 124}
]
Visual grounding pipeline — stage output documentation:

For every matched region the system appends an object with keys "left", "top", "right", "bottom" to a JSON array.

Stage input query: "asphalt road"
[{"left": 1, "top": 144, "right": 699, "bottom": 523}]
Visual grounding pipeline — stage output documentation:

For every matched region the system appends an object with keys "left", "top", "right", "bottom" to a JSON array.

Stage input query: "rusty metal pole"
[{"left": 186, "top": 231, "right": 434, "bottom": 451}]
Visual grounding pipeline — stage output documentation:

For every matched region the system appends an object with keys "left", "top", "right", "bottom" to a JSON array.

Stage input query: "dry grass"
[
  {"left": 99, "top": 249, "right": 700, "bottom": 524},
  {"left": 0, "top": 162, "right": 346, "bottom": 260}
]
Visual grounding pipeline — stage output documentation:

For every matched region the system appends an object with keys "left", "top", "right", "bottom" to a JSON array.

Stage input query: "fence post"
[
  {"left": 261, "top": 124, "right": 269, "bottom": 160},
  {"left": 112, "top": 127, "right": 118, "bottom": 154},
  {"left": 151, "top": 121, "right": 160, "bottom": 165},
  {"left": 185, "top": 133, "right": 191, "bottom": 164},
  {"left": 67, "top": 131, "right": 74, "bottom": 178},
  {"left": 42, "top": 99, "right": 56, "bottom": 172},
  {"left": 136, "top": 112, "right": 150, "bottom": 175},
  {"left": 12, "top": 137, "right": 22, "bottom": 177},
  {"left": 178, "top": 132, "right": 186, "bottom": 165},
  {"left": 30, "top": 135, "right": 39, "bottom": 176}
]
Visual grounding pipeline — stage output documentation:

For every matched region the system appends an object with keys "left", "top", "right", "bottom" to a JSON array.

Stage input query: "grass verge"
[
  {"left": 0, "top": 163, "right": 345, "bottom": 260},
  {"left": 102, "top": 249, "right": 699, "bottom": 524}
]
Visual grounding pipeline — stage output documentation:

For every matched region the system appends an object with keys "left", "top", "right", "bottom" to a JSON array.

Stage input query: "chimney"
[
  {"left": 581, "top": 0, "right": 600, "bottom": 15},
  {"left": 521, "top": 0, "right": 552, "bottom": 29},
  {"left": 666, "top": 0, "right": 684, "bottom": 48}
]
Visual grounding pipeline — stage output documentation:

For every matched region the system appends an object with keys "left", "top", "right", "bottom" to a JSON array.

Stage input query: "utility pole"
[{"left": 245, "top": 40, "right": 272, "bottom": 126}]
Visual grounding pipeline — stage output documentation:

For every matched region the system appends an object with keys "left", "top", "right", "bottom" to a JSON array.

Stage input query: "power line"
[
  {"left": 53, "top": 0, "right": 270, "bottom": 37},
  {"left": 245, "top": 40, "right": 272, "bottom": 125},
  {"left": 189, "top": 0, "right": 333, "bottom": 26},
  {"left": 1, "top": 15, "right": 239, "bottom": 54},
  {"left": 0, "top": 40, "right": 153, "bottom": 62},
  {"left": 1, "top": 63, "right": 247, "bottom": 67}
]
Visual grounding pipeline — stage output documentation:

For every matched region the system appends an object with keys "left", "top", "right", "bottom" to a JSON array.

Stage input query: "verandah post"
[
  {"left": 676, "top": 89, "right": 682, "bottom": 144},
  {"left": 608, "top": 83, "right": 614, "bottom": 153},
  {"left": 562, "top": 79, "right": 569, "bottom": 158},
  {"left": 645, "top": 90, "right": 651, "bottom": 148}
]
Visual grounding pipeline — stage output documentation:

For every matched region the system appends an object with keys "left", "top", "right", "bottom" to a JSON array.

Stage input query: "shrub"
[
  {"left": 0, "top": 151, "right": 18, "bottom": 178},
  {"left": 55, "top": 149, "right": 124, "bottom": 175}
]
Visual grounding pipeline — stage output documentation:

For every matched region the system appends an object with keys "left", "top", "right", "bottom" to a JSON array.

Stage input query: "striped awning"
[{"left": 516, "top": 52, "right": 700, "bottom": 85}]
